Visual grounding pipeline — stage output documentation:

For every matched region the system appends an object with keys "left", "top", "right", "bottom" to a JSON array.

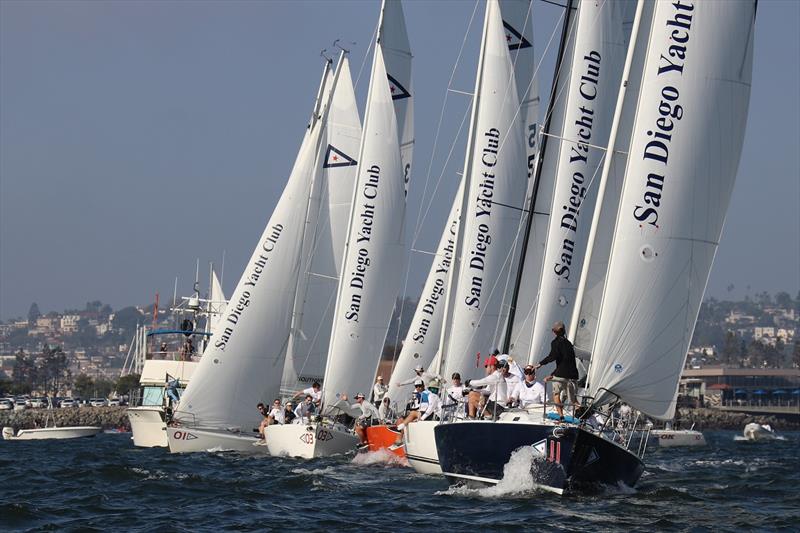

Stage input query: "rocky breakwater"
[
  {"left": 676, "top": 408, "right": 795, "bottom": 431},
  {"left": 0, "top": 407, "right": 130, "bottom": 431}
]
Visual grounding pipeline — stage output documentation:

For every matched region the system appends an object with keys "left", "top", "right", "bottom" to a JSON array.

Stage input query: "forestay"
[
  {"left": 587, "top": 0, "right": 756, "bottom": 419},
  {"left": 281, "top": 56, "right": 362, "bottom": 396},
  {"left": 442, "top": 0, "right": 527, "bottom": 381},
  {"left": 176, "top": 66, "right": 333, "bottom": 431}
]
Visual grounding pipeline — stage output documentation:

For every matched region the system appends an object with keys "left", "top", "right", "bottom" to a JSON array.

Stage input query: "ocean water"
[{"left": 0, "top": 430, "right": 797, "bottom": 531}]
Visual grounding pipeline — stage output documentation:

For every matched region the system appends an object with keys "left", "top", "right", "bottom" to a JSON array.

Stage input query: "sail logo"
[
  {"left": 633, "top": 1, "right": 693, "bottom": 228},
  {"left": 172, "top": 430, "right": 197, "bottom": 441},
  {"left": 323, "top": 144, "right": 358, "bottom": 169},
  {"left": 387, "top": 74, "right": 411, "bottom": 100},
  {"left": 502, "top": 21, "right": 532, "bottom": 51}
]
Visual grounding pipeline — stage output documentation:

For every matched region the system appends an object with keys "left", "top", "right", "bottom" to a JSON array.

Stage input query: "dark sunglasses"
[{"left": 524, "top": 369, "right": 535, "bottom": 375}]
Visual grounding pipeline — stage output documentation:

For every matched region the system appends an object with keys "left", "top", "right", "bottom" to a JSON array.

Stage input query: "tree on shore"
[{"left": 27, "top": 302, "right": 41, "bottom": 325}]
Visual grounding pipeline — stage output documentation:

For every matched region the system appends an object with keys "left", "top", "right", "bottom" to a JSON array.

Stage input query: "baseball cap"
[
  {"left": 414, "top": 365, "right": 424, "bottom": 372},
  {"left": 413, "top": 379, "right": 424, "bottom": 387},
  {"left": 355, "top": 393, "right": 366, "bottom": 399},
  {"left": 484, "top": 355, "right": 498, "bottom": 368}
]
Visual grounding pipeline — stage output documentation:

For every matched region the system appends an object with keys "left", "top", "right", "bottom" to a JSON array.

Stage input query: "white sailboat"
[
  {"left": 439, "top": 0, "right": 529, "bottom": 384},
  {"left": 279, "top": 50, "right": 362, "bottom": 398},
  {"left": 266, "top": 0, "right": 412, "bottom": 459},
  {"left": 401, "top": 0, "right": 537, "bottom": 475},
  {"left": 435, "top": 0, "right": 756, "bottom": 493},
  {"left": 167, "top": 59, "right": 336, "bottom": 453}
]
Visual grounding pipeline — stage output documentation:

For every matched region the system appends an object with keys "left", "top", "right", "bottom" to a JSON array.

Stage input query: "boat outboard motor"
[{"left": 2, "top": 427, "right": 14, "bottom": 440}]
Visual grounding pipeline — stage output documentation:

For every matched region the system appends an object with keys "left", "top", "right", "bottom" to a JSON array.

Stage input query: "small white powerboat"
[
  {"left": 741, "top": 423, "right": 780, "bottom": 442},
  {"left": 3, "top": 426, "right": 102, "bottom": 440},
  {"left": 2, "top": 399, "right": 101, "bottom": 440}
]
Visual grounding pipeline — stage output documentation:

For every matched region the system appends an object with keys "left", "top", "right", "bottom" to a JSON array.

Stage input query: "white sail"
[
  {"left": 379, "top": 0, "right": 414, "bottom": 195},
  {"left": 507, "top": 1, "right": 578, "bottom": 362},
  {"left": 281, "top": 56, "right": 362, "bottom": 395},
  {"left": 441, "top": 0, "right": 527, "bottom": 381},
  {"left": 587, "top": 0, "right": 756, "bottom": 419},
  {"left": 496, "top": 0, "right": 541, "bottom": 359},
  {"left": 526, "top": 0, "right": 630, "bottom": 366},
  {"left": 208, "top": 269, "right": 227, "bottom": 334},
  {"left": 322, "top": 45, "right": 409, "bottom": 406},
  {"left": 387, "top": 178, "right": 463, "bottom": 401},
  {"left": 175, "top": 66, "right": 332, "bottom": 431}
]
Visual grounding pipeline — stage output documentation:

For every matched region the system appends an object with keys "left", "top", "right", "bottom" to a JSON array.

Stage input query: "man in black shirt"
[{"left": 535, "top": 321, "right": 579, "bottom": 419}]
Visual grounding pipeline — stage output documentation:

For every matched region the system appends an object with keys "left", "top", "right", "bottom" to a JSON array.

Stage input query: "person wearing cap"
[
  {"left": 372, "top": 376, "right": 388, "bottom": 408},
  {"left": 482, "top": 349, "right": 500, "bottom": 375},
  {"left": 390, "top": 380, "right": 442, "bottom": 449},
  {"left": 283, "top": 401, "right": 297, "bottom": 425},
  {"left": 465, "top": 358, "right": 511, "bottom": 418},
  {"left": 534, "top": 321, "right": 579, "bottom": 419},
  {"left": 342, "top": 392, "right": 380, "bottom": 446},
  {"left": 442, "top": 372, "right": 466, "bottom": 417},
  {"left": 394, "top": 365, "right": 440, "bottom": 389},
  {"left": 511, "top": 365, "right": 546, "bottom": 408}
]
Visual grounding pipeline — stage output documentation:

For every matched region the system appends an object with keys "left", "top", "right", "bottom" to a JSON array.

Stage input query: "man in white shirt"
[
  {"left": 511, "top": 365, "right": 546, "bottom": 408},
  {"left": 267, "top": 398, "right": 285, "bottom": 425},
  {"left": 394, "top": 365, "right": 440, "bottom": 390},
  {"left": 372, "top": 376, "right": 388, "bottom": 407},
  {"left": 442, "top": 372, "right": 466, "bottom": 418},
  {"left": 293, "top": 382, "right": 322, "bottom": 405},
  {"left": 466, "top": 359, "right": 511, "bottom": 418}
]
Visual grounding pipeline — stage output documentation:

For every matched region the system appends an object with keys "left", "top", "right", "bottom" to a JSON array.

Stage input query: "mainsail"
[
  {"left": 281, "top": 55, "right": 362, "bottom": 395},
  {"left": 441, "top": 0, "right": 527, "bottom": 381},
  {"left": 525, "top": 0, "right": 631, "bottom": 367},
  {"left": 586, "top": 0, "right": 756, "bottom": 419},
  {"left": 322, "top": 1, "right": 412, "bottom": 407},
  {"left": 175, "top": 63, "right": 333, "bottom": 431}
]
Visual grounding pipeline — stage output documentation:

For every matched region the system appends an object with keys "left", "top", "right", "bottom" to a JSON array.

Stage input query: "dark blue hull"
[{"left": 434, "top": 421, "right": 645, "bottom": 494}]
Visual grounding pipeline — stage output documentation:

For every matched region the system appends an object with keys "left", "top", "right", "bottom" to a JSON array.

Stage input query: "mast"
[{"left": 500, "top": 0, "right": 576, "bottom": 354}]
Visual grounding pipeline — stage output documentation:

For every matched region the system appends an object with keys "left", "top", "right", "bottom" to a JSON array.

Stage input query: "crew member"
[{"left": 535, "top": 321, "right": 579, "bottom": 419}]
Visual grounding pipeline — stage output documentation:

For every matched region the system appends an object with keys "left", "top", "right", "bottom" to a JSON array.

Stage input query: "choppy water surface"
[{"left": 1, "top": 430, "right": 797, "bottom": 531}]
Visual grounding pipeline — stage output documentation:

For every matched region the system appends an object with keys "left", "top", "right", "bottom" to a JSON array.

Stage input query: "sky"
[{"left": 1, "top": 0, "right": 798, "bottom": 320}]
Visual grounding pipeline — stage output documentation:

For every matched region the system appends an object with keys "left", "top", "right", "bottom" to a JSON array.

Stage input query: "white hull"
[
  {"left": 742, "top": 423, "right": 779, "bottom": 442},
  {"left": 166, "top": 426, "right": 268, "bottom": 454},
  {"left": 3, "top": 426, "right": 101, "bottom": 440},
  {"left": 649, "top": 429, "right": 706, "bottom": 447},
  {"left": 265, "top": 422, "right": 358, "bottom": 459},
  {"left": 404, "top": 420, "right": 441, "bottom": 474},
  {"left": 127, "top": 406, "right": 167, "bottom": 448}
]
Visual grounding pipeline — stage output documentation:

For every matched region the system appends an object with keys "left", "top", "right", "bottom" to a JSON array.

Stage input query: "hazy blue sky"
[{"left": 1, "top": 0, "right": 798, "bottom": 320}]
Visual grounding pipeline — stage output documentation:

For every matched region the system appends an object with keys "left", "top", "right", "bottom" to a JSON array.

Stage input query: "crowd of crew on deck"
[{"left": 253, "top": 321, "right": 581, "bottom": 447}]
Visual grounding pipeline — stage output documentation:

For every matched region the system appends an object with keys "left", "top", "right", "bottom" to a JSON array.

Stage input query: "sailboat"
[
  {"left": 392, "top": 0, "right": 538, "bottom": 474},
  {"left": 434, "top": 0, "right": 756, "bottom": 493},
  {"left": 266, "top": 0, "right": 412, "bottom": 459},
  {"left": 166, "top": 57, "right": 342, "bottom": 453}
]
